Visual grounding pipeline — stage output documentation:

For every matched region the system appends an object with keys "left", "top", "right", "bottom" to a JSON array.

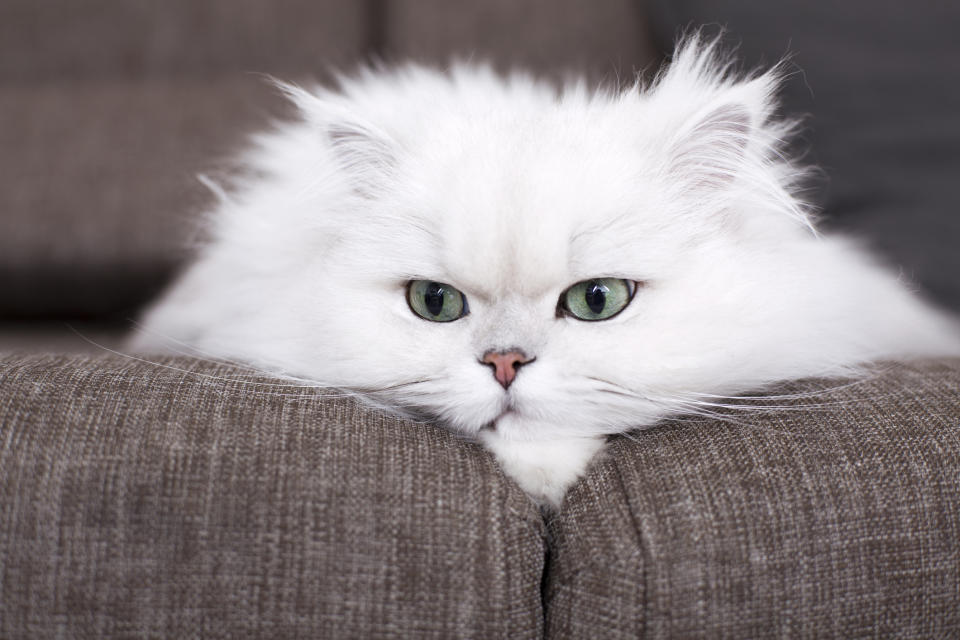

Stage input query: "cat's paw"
[{"left": 479, "top": 430, "right": 606, "bottom": 508}]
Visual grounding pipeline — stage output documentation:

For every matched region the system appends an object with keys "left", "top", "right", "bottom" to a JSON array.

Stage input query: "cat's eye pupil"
[
  {"left": 407, "top": 279, "right": 467, "bottom": 322},
  {"left": 584, "top": 282, "right": 607, "bottom": 314},
  {"left": 424, "top": 282, "right": 445, "bottom": 316}
]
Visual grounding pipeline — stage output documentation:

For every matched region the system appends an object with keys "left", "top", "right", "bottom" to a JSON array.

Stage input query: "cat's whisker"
[
  {"left": 669, "top": 398, "right": 841, "bottom": 412},
  {"left": 67, "top": 327, "right": 356, "bottom": 393},
  {"left": 126, "top": 321, "right": 287, "bottom": 374},
  {"left": 614, "top": 431, "right": 641, "bottom": 444},
  {"left": 585, "top": 375, "right": 637, "bottom": 393},
  {"left": 656, "top": 404, "right": 770, "bottom": 430},
  {"left": 127, "top": 320, "right": 349, "bottom": 386},
  {"left": 583, "top": 372, "right": 901, "bottom": 433},
  {"left": 363, "top": 378, "right": 439, "bottom": 393},
  {"left": 593, "top": 387, "right": 642, "bottom": 400},
  {"left": 682, "top": 367, "right": 888, "bottom": 401},
  {"left": 664, "top": 384, "right": 904, "bottom": 413}
]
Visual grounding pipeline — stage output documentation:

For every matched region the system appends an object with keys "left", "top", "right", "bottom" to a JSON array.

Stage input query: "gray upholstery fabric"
[
  {"left": 0, "top": 353, "right": 545, "bottom": 639},
  {"left": 545, "top": 359, "right": 960, "bottom": 638},
  {"left": 3, "top": 354, "right": 960, "bottom": 636}
]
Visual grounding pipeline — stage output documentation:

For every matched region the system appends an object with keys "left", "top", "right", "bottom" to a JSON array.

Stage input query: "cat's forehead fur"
[
  {"left": 289, "top": 52, "right": 777, "bottom": 299},
  {"left": 409, "top": 112, "right": 648, "bottom": 300},
  {"left": 332, "top": 98, "right": 681, "bottom": 306}
]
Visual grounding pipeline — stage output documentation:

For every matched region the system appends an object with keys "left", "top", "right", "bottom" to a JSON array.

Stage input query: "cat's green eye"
[
  {"left": 559, "top": 278, "right": 636, "bottom": 321},
  {"left": 407, "top": 280, "right": 469, "bottom": 322}
]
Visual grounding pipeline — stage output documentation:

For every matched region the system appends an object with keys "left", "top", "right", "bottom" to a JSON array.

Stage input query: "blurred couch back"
[
  {"left": 4, "top": 1, "right": 957, "bottom": 323},
  {"left": 0, "top": 0, "right": 658, "bottom": 320}
]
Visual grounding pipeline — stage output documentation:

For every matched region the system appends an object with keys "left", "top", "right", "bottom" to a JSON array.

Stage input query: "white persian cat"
[{"left": 132, "top": 38, "right": 960, "bottom": 507}]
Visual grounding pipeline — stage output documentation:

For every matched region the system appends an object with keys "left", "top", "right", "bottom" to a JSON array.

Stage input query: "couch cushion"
[
  {"left": 648, "top": 1, "right": 960, "bottom": 312},
  {"left": 0, "top": 353, "right": 545, "bottom": 638},
  {"left": 0, "top": 0, "right": 366, "bottom": 318},
  {"left": 0, "top": 79, "right": 290, "bottom": 318},
  {"left": 545, "top": 359, "right": 960, "bottom": 638},
  {"left": 0, "top": 1, "right": 662, "bottom": 319}
]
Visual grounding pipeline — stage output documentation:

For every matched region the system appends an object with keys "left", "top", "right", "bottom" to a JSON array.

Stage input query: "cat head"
[{"left": 153, "top": 37, "right": 825, "bottom": 441}]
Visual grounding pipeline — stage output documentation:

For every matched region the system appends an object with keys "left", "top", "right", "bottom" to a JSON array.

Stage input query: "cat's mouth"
[{"left": 488, "top": 402, "right": 520, "bottom": 430}]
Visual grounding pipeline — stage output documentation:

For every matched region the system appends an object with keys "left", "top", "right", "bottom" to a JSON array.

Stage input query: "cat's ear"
[
  {"left": 664, "top": 95, "right": 757, "bottom": 193},
  {"left": 651, "top": 37, "right": 780, "bottom": 197},
  {"left": 277, "top": 81, "right": 398, "bottom": 197}
]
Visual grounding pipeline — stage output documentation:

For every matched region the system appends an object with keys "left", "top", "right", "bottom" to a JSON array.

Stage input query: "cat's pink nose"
[{"left": 481, "top": 350, "right": 534, "bottom": 390}]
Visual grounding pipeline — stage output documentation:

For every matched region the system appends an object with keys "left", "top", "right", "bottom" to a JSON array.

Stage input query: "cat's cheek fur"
[{"left": 479, "top": 429, "right": 607, "bottom": 508}]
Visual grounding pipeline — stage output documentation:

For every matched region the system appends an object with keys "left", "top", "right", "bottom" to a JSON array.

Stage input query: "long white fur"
[{"left": 132, "top": 37, "right": 960, "bottom": 507}]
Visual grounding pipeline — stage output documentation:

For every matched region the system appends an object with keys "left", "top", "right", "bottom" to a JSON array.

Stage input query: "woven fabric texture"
[
  {"left": 0, "top": 353, "right": 545, "bottom": 639},
  {"left": 545, "top": 358, "right": 960, "bottom": 639}
]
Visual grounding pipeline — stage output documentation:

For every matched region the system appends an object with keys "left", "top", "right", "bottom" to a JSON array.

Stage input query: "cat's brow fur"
[{"left": 131, "top": 35, "right": 960, "bottom": 507}]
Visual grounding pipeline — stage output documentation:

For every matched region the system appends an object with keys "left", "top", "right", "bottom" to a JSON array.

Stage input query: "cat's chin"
[
  {"left": 479, "top": 427, "right": 606, "bottom": 508},
  {"left": 487, "top": 408, "right": 545, "bottom": 441}
]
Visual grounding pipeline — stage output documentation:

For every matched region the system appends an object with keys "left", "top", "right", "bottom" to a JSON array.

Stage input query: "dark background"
[{"left": 1, "top": 0, "right": 957, "bottom": 348}]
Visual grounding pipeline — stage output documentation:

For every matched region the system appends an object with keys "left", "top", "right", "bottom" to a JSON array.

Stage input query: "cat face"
[
  {"left": 135, "top": 41, "right": 960, "bottom": 462},
  {"left": 150, "top": 44, "right": 936, "bottom": 442},
  {"left": 317, "top": 124, "right": 668, "bottom": 438},
  {"left": 249, "top": 82, "right": 798, "bottom": 442}
]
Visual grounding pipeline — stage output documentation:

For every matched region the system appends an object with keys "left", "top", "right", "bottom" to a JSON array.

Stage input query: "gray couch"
[{"left": 2, "top": 2, "right": 959, "bottom": 637}]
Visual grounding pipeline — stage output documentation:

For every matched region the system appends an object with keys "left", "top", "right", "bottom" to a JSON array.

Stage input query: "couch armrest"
[
  {"left": 0, "top": 353, "right": 545, "bottom": 638},
  {"left": 546, "top": 359, "right": 960, "bottom": 638}
]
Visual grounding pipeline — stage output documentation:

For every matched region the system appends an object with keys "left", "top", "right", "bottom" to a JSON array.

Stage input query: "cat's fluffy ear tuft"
[
  {"left": 275, "top": 80, "right": 398, "bottom": 197},
  {"left": 645, "top": 35, "right": 814, "bottom": 229},
  {"left": 651, "top": 35, "right": 781, "bottom": 195},
  {"left": 665, "top": 98, "right": 756, "bottom": 192}
]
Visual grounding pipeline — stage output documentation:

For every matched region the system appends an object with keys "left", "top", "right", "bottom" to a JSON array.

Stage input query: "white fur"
[{"left": 131, "top": 37, "right": 960, "bottom": 507}]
